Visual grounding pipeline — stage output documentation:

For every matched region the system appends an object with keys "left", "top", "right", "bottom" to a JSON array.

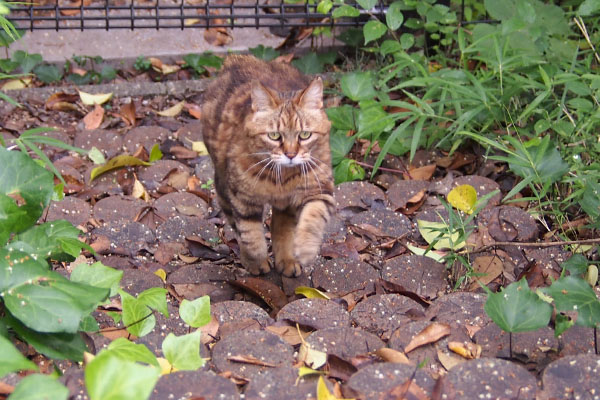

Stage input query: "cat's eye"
[
  {"left": 267, "top": 132, "right": 281, "bottom": 141},
  {"left": 299, "top": 131, "right": 312, "bottom": 140}
]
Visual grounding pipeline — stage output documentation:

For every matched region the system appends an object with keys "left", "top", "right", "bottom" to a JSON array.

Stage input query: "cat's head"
[{"left": 245, "top": 77, "right": 331, "bottom": 168}]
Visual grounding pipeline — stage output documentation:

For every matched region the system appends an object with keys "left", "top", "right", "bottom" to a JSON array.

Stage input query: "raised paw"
[
  {"left": 293, "top": 247, "right": 318, "bottom": 269},
  {"left": 275, "top": 258, "right": 302, "bottom": 277}
]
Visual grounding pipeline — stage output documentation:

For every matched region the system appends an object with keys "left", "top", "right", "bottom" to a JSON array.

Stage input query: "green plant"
[
  {"left": 182, "top": 52, "right": 223, "bottom": 76},
  {"left": 66, "top": 55, "right": 117, "bottom": 84},
  {"left": 133, "top": 55, "right": 152, "bottom": 71}
]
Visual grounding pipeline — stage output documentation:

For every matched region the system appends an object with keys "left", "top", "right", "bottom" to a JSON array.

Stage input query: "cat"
[{"left": 201, "top": 55, "right": 334, "bottom": 277}]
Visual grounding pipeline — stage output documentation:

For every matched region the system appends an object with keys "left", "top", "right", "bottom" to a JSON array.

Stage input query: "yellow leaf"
[
  {"left": 156, "top": 357, "right": 175, "bottom": 375},
  {"left": 447, "top": 184, "right": 477, "bottom": 214},
  {"left": 298, "top": 342, "right": 327, "bottom": 369},
  {"left": 2, "top": 78, "right": 32, "bottom": 90},
  {"left": 132, "top": 178, "right": 150, "bottom": 202},
  {"left": 184, "top": 18, "right": 201, "bottom": 25},
  {"left": 191, "top": 140, "right": 209, "bottom": 156},
  {"left": 298, "top": 366, "right": 323, "bottom": 377},
  {"left": 78, "top": 90, "right": 113, "bottom": 105},
  {"left": 585, "top": 265, "right": 598, "bottom": 286},
  {"left": 90, "top": 155, "right": 151, "bottom": 182},
  {"left": 317, "top": 376, "right": 354, "bottom": 400},
  {"left": 405, "top": 243, "right": 446, "bottom": 262},
  {"left": 157, "top": 100, "right": 185, "bottom": 117},
  {"left": 295, "top": 286, "right": 330, "bottom": 300},
  {"left": 154, "top": 268, "right": 167, "bottom": 282},
  {"left": 417, "top": 219, "right": 465, "bottom": 250}
]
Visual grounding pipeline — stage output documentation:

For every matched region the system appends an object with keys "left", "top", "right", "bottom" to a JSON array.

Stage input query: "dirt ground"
[{"left": 2, "top": 77, "right": 599, "bottom": 400}]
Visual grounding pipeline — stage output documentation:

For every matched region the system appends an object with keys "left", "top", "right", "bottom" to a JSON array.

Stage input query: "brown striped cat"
[{"left": 201, "top": 55, "right": 334, "bottom": 277}]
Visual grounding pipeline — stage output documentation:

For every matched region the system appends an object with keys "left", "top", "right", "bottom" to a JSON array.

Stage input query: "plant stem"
[
  {"left": 461, "top": 237, "right": 600, "bottom": 255},
  {"left": 354, "top": 160, "right": 413, "bottom": 179}
]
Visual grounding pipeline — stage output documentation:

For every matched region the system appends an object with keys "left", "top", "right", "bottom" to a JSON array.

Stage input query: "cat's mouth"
[{"left": 276, "top": 154, "right": 305, "bottom": 167}]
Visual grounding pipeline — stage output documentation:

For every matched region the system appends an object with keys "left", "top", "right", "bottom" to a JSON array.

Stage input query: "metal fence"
[{"left": 7, "top": 0, "right": 387, "bottom": 31}]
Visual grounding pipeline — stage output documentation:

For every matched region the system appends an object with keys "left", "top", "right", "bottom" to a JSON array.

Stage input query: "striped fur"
[{"left": 201, "top": 55, "right": 334, "bottom": 277}]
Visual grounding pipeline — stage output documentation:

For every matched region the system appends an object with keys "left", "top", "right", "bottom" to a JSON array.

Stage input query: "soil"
[{"left": 1, "top": 79, "right": 599, "bottom": 400}]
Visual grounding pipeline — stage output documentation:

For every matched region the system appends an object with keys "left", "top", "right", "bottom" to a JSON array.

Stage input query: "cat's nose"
[{"left": 285, "top": 152, "right": 297, "bottom": 159}]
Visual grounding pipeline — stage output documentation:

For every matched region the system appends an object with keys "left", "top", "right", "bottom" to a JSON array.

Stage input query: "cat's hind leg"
[{"left": 271, "top": 207, "right": 301, "bottom": 277}]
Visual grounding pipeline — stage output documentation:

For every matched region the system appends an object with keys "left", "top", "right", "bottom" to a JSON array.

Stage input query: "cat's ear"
[
  {"left": 295, "top": 77, "right": 323, "bottom": 110},
  {"left": 251, "top": 81, "right": 279, "bottom": 112}
]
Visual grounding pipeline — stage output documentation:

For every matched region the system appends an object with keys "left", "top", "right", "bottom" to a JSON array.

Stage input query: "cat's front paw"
[
  {"left": 275, "top": 258, "right": 302, "bottom": 277},
  {"left": 294, "top": 247, "right": 318, "bottom": 269},
  {"left": 243, "top": 258, "right": 271, "bottom": 275}
]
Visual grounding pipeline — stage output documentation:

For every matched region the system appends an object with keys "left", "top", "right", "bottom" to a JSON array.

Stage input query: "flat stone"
[{"left": 276, "top": 298, "right": 351, "bottom": 330}]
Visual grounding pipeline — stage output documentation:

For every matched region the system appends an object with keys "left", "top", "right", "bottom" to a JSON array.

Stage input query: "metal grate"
[{"left": 7, "top": 0, "right": 389, "bottom": 31}]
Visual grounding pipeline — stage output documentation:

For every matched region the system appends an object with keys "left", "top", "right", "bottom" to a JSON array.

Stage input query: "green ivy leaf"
[
  {"left": 386, "top": 1, "right": 404, "bottom": 30},
  {"left": 149, "top": 143, "right": 163, "bottom": 163},
  {"left": 332, "top": 4, "right": 360, "bottom": 18},
  {"left": 106, "top": 338, "right": 159, "bottom": 367},
  {"left": 334, "top": 158, "right": 365, "bottom": 185},
  {"left": 249, "top": 45, "right": 280, "bottom": 61},
  {"left": 0, "top": 335, "right": 38, "bottom": 378},
  {"left": 356, "top": 0, "right": 376, "bottom": 11},
  {"left": 162, "top": 331, "right": 204, "bottom": 371},
  {"left": 336, "top": 28, "right": 363, "bottom": 46},
  {"left": 71, "top": 261, "right": 123, "bottom": 297},
  {"left": 400, "top": 33, "right": 415, "bottom": 49},
  {"left": 0, "top": 147, "right": 54, "bottom": 237},
  {"left": 578, "top": 0, "right": 600, "bottom": 15},
  {"left": 484, "top": 279, "right": 552, "bottom": 333},
  {"left": 380, "top": 40, "right": 402, "bottom": 56},
  {"left": 11, "top": 220, "right": 85, "bottom": 261},
  {"left": 316, "top": 0, "right": 332, "bottom": 14},
  {"left": 340, "top": 71, "right": 376, "bottom": 102},
  {"left": 33, "top": 64, "right": 63, "bottom": 83},
  {"left": 120, "top": 290, "right": 156, "bottom": 338},
  {"left": 179, "top": 296, "right": 211, "bottom": 328},
  {"left": 363, "top": 20, "right": 388, "bottom": 44},
  {"left": 4, "top": 312, "right": 87, "bottom": 361},
  {"left": 561, "top": 254, "right": 589, "bottom": 276},
  {"left": 291, "top": 53, "right": 323, "bottom": 74},
  {"left": 483, "top": 0, "right": 515, "bottom": 20},
  {"left": 580, "top": 180, "right": 600, "bottom": 219},
  {"left": 11, "top": 50, "right": 43, "bottom": 74},
  {"left": 547, "top": 276, "right": 600, "bottom": 328},
  {"left": 9, "top": 373, "right": 68, "bottom": 400},
  {"left": 85, "top": 352, "right": 160, "bottom": 400},
  {"left": 326, "top": 105, "right": 357, "bottom": 132},
  {"left": 137, "top": 287, "right": 168, "bottom": 318},
  {"left": 330, "top": 130, "right": 355, "bottom": 166}
]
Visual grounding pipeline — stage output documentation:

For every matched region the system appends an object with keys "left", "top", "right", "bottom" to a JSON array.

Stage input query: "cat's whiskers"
[
  {"left": 300, "top": 163, "right": 309, "bottom": 192},
  {"left": 308, "top": 156, "right": 328, "bottom": 175},
  {"left": 306, "top": 161, "right": 322, "bottom": 194},
  {"left": 242, "top": 156, "right": 271, "bottom": 175},
  {"left": 252, "top": 159, "right": 275, "bottom": 189}
]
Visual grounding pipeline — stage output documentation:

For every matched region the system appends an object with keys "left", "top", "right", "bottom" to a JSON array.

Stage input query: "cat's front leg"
[
  {"left": 234, "top": 215, "right": 270, "bottom": 275},
  {"left": 272, "top": 207, "right": 301, "bottom": 277},
  {"left": 293, "top": 197, "right": 335, "bottom": 267}
]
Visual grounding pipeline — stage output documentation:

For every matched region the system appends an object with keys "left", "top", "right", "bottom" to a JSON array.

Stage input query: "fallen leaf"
[
  {"left": 405, "top": 243, "right": 446, "bottom": 263},
  {"left": 45, "top": 92, "right": 80, "bottom": 112},
  {"left": 326, "top": 354, "right": 358, "bottom": 382},
  {"left": 437, "top": 349, "right": 465, "bottom": 371},
  {"left": 149, "top": 57, "right": 181, "bottom": 75},
  {"left": 298, "top": 342, "right": 327, "bottom": 369},
  {"left": 295, "top": 286, "right": 330, "bottom": 300},
  {"left": 153, "top": 268, "right": 167, "bottom": 282},
  {"left": 118, "top": 101, "right": 137, "bottom": 126},
  {"left": 90, "top": 155, "right": 151, "bottom": 181},
  {"left": 2, "top": 78, "right": 32, "bottom": 90},
  {"left": 407, "top": 164, "right": 436, "bottom": 180},
  {"left": 375, "top": 348, "right": 412, "bottom": 365},
  {"left": 132, "top": 178, "right": 151, "bottom": 202},
  {"left": 83, "top": 104, "right": 104, "bottom": 130},
  {"left": 228, "top": 354, "right": 277, "bottom": 367},
  {"left": 60, "top": 0, "right": 91, "bottom": 15},
  {"left": 266, "top": 324, "right": 310, "bottom": 346},
  {"left": 204, "top": 27, "right": 233, "bottom": 46},
  {"left": 200, "top": 316, "right": 219, "bottom": 345},
  {"left": 447, "top": 184, "right": 477, "bottom": 214},
  {"left": 192, "top": 141, "right": 209, "bottom": 156},
  {"left": 79, "top": 90, "right": 113, "bottom": 105},
  {"left": 156, "top": 357, "right": 175, "bottom": 375},
  {"left": 229, "top": 277, "right": 288, "bottom": 313},
  {"left": 448, "top": 341, "right": 481, "bottom": 359},
  {"left": 274, "top": 53, "right": 295, "bottom": 63},
  {"left": 379, "top": 377, "right": 429, "bottom": 400},
  {"left": 185, "top": 102, "right": 202, "bottom": 119},
  {"left": 417, "top": 219, "right": 465, "bottom": 250},
  {"left": 404, "top": 322, "right": 451, "bottom": 353},
  {"left": 467, "top": 255, "right": 504, "bottom": 291},
  {"left": 298, "top": 366, "right": 323, "bottom": 377},
  {"left": 157, "top": 100, "right": 185, "bottom": 117}
]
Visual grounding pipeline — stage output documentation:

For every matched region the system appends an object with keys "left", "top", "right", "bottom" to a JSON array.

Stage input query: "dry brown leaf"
[
  {"left": 437, "top": 349, "right": 465, "bottom": 371},
  {"left": 200, "top": 316, "right": 220, "bottom": 345},
  {"left": 118, "top": 101, "right": 136, "bottom": 126},
  {"left": 467, "top": 255, "right": 504, "bottom": 291},
  {"left": 149, "top": 57, "right": 180, "bottom": 75},
  {"left": 60, "top": 0, "right": 91, "bottom": 16},
  {"left": 464, "top": 324, "right": 481, "bottom": 338},
  {"left": 448, "top": 341, "right": 481, "bottom": 359},
  {"left": 274, "top": 53, "right": 295, "bottom": 63},
  {"left": 131, "top": 178, "right": 150, "bottom": 202},
  {"left": 204, "top": 27, "right": 233, "bottom": 46},
  {"left": 83, "top": 104, "right": 104, "bottom": 130},
  {"left": 404, "top": 322, "right": 451, "bottom": 353},
  {"left": 228, "top": 354, "right": 277, "bottom": 367},
  {"left": 100, "top": 327, "right": 131, "bottom": 340},
  {"left": 379, "top": 378, "right": 429, "bottom": 400},
  {"left": 45, "top": 92, "right": 80, "bottom": 112},
  {"left": 375, "top": 348, "right": 413, "bottom": 365},
  {"left": 266, "top": 325, "right": 310, "bottom": 346},
  {"left": 407, "top": 164, "right": 436, "bottom": 181},
  {"left": 228, "top": 277, "right": 288, "bottom": 313},
  {"left": 184, "top": 102, "right": 202, "bottom": 119}
]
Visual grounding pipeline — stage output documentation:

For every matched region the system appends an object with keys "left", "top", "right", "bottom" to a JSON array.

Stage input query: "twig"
[
  {"left": 574, "top": 16, "right": 600, "bottom": 64},
  {"left": 461, "top": 237, "right": 600, "bottom": 255},
  {"left": 354, "top": 160, "right": 413, "bottom": 179}
]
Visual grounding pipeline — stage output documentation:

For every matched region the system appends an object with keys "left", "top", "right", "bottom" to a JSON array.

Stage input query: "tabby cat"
[{"left": 201, "top": 55, "right": 334, "bottom": 277}]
